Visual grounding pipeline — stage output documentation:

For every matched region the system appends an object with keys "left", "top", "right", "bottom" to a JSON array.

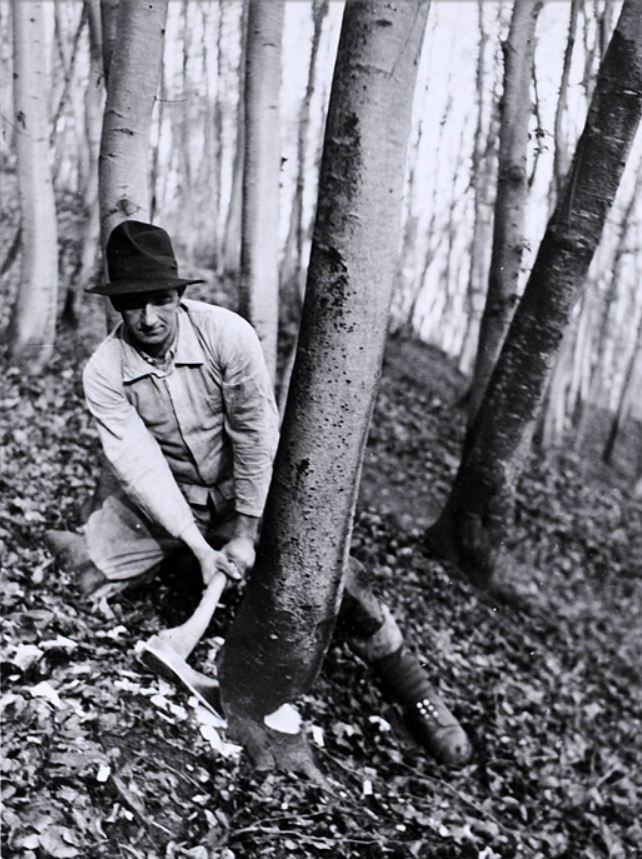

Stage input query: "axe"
[{"left": 138, "top": 569, "right": 228, "bottom": 714}]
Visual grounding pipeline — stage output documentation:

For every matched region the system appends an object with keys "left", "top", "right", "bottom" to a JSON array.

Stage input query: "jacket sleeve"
[
  {"left": 83, "top": 355, "right": 195, "bottom": 540},
  {"left": 219, "top": 316, "right": 279, "bottom": 517}
]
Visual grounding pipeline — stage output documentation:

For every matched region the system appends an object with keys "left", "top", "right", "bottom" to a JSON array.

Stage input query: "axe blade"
[{"left": 139, "top": 634, "right": 223, "bottom": 717}]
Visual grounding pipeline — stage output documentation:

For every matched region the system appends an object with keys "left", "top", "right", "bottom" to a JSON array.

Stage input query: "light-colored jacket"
[{"left": 83, "top": 299, "right": 279, "bottom": 539}]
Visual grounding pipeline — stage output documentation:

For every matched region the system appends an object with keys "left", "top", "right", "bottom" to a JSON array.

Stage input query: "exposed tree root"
[{"left": 226, "top": 714, "right": 331, "bottom": 791}]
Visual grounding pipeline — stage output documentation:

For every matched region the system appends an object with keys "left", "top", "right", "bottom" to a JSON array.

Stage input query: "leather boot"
[{"left": 373, "top": 645, "right": 472, "bottom": 767}]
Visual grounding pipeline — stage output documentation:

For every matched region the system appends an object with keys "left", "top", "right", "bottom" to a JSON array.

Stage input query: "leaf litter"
[{"left": 1, "top": 328, "right": 641, "bottom": 857}]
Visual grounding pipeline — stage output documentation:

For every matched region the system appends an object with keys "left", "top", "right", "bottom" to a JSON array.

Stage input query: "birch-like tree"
[
  {"left": 8, "top": 0, "right": 59, "bottom": 372},
  {"left": 426, "top": 0, "right": 642, "bottom": 589},
  {"left": 220, "top": 2, "right": 248, "bottom": 278},
  {"left": 63, "top": 0, "right": 105, "bottom": 324},
  {"left": 602, "top": 310, "right": 642, "bottom": 465},
  {"left": 100, "top": 0, "right": 120, "bottom": 83},
  {"left": 467, "top": 0, "right": 542, "bottom": 422},
  {"left": 239, "top": 0, "right": 284, "bottom": 383},
  {"left": 98, "top": 0, "right": 168, "bottom": 247},
  {"left": 279, "top": 0, "right": 329, "bottom": 306},
  {"left": 219, "top": 1, "right": 429, "bottom": 774}
]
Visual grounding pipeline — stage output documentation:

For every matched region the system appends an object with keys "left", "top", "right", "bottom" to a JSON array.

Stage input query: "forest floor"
[{"left": 2, "top": 320, "right": 642, "bottom": 859}]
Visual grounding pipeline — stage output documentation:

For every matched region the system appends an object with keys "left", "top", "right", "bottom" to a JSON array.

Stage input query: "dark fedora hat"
[{"left": 85, "top": 220, "right": 204, "bottom": 296}]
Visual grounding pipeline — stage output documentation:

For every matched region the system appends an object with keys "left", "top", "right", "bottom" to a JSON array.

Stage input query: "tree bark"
[
  {"left": 100, "top": 0, "right": 119, "bottom": 83},
  {"left": 602, "top": 308, "right": 642, "bottom": 465},
  {"left": 426, "top": 0, "right": 642, "bottom": 589},
  {"left": 279, "top": 0, "right": 329, "bottom": 311},
  {"left": 220, "top": 1, "right": 248, "bottom": 277},
  {"left": 574, "top": 165, "right": 642, "bottom": 449},
  {"left": 63, "top": 0, "right": 105, "bottom": 326},
  {"left": 239, "top": 0, "right": 285, "bottom": 383},
  {"left": 98, "top": 0, "right": 168, "bottom": 247},
  {"left": 467, "top": 0, "right": 542, "bottom": 423},
  {"left": 8, "top": 0, "right": 59, "bottom": 372},
  {"left": 458, "top": 0, "right": 496, "bottom": 374},
  {"left": 552, "top": 0, "right": 581, "bottom": 200},
  {"left": 219, "top": 0, "right": 429, "bottom": 774}
]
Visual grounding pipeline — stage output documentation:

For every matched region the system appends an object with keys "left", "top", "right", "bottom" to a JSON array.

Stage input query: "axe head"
[{"left": 139, "top": 635, "right": 223, "bottom": 717}]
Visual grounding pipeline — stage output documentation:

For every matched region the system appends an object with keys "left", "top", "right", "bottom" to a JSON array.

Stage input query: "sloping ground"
[{"left": 1, "top": 331, "right": 641, "bottom": 859}]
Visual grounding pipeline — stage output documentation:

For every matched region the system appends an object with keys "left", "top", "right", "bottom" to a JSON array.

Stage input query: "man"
[{"left": 50, "top": 220, "right": 471, "bottom": 767}]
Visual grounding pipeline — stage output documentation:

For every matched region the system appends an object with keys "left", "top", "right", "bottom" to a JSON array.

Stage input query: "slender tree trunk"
[
  {"left": 178, "top": 0, "right": 196, "bottom": 259},
  {"left": 399, "top": 84, "right": 453, "bottom": 336},
  {"left": 279, "top": 0, "right": 329, "bottom": 307},
  {"left": 100, "top": 0, "right": 119, "bottom": 83},
  {"left": 197, "top": 0, "right": 220, "bottom": 267},
  {"left": 574, "top": 165, "right": 642, "bottom": 448},
  {"left": 458, "top": 0, "right": 493, "bottom": 374},
  {"left": 220, "top": 1, "right": 248, "bottom": 277},
  {"left": 467, "top": 0, "right": 542, "bottom": 424},
  {"left": 552, "top": 0, "right": 580, "bottom": 200},
  {"left": 8, "top": 0, "right": 59, "bottom": 372},
  {"left": 276, "top": 0, "right": 330, "bottom": 405},
  {"left": 98, "top": 0, "right": 168, "bottom": 247},
  {"left": 212, "top": 1, "right": 224, "bottom": 264},
  {"left": 51, "top": 3, "right": 87, "bottom": 188},
  {"left": 64, "top": 0, "right": 105, "bottom": 325},
  {"left": 219, "top": 1, "right": 429, "bottom": 774},
  {"left": 529, "top": 54, "right": 545, "bottom": 189},
  {"left": 567, "top": 291, "right": 593, "bottom": 425},
  {"left": 149, "top": 43, "right": 166, "bottom": 224},
  {"left": 239, "top": 0, "right": 284, "bottom": 382},
  {"left": 426, "top": 0, "right": 642, "bottom": 589},
  {"left": 602, "top": 309, "right": 642, "bottom": 465}
]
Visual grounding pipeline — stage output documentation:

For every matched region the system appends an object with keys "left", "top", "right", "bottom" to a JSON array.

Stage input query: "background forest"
[{"left": 1, "top": 1, "right": 642, "bottom": 858}]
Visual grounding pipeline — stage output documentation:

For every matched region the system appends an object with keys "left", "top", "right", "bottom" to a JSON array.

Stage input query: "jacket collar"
[{"left": 120, "top": 303, "right": 205, "bottom": 383}]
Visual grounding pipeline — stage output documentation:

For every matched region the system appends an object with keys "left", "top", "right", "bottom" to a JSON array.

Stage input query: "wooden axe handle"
[{"left": 155, "top": 570, "right": 227, "bottom": 660}]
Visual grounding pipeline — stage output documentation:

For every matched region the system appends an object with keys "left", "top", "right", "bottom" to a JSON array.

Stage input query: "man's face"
[{"left": 115, "top": 289, "right": 181, "bottom": 354}]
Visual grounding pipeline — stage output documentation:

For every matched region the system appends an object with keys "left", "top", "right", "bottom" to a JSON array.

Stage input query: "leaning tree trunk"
[
  {"left": 426, "top": 0, "right": 642, "bottom": 589},
  {"left": 98, "top": 0, "right": 168, "bottom": 247},
  {"left": 239, "top": 0, "right": 284, "bottom": 384},
  {"left": 219, "top": 1, "right": 429, "bottom": 775},
  {"left": 8, "top": 0, "right": 59, "bottom": 373},
  {"left": 467, "top": 0, "right": 542, "bottom": 424}
]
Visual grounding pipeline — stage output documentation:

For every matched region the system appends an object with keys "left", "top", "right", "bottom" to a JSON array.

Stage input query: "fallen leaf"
[
  {"left": 263, "top": 703, "right": 301, "bottom": 735},
  {"left": 7, "top": 643, "right": 44, "bottom": 671},
  {"left": 29, "top": 681, "right": 62, "bottom": 708}
]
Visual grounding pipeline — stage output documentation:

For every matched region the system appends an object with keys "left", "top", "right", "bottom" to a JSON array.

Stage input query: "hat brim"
[{"left": 85, "top": 277, "right": 205, "bottom": 296}]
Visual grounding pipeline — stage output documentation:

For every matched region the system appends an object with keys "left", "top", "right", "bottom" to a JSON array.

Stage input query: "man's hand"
[
  {"left": 221, "top": 535, "right": 256, "bottom": 579},
  {"left": 180, "top": 522, "right": 240, "bottom": 585},
  {"left": 198, "top": 545, "right": 241, "bottom": 585}
]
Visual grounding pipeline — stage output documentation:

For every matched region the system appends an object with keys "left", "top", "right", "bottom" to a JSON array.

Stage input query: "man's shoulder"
[
  {"left": 182, "top": 299, "right": 255, "bottom": 340},
  {"left": 83, "top": 330, "right": 124, "bottom": 385},
  {"left": 182, "top": 299, "right": 245, "bottom": 326}
]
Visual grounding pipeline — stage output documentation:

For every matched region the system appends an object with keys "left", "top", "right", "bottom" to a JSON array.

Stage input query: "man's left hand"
[{"left": 221, "top": 536, "right": 256, "bottom": 579}]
